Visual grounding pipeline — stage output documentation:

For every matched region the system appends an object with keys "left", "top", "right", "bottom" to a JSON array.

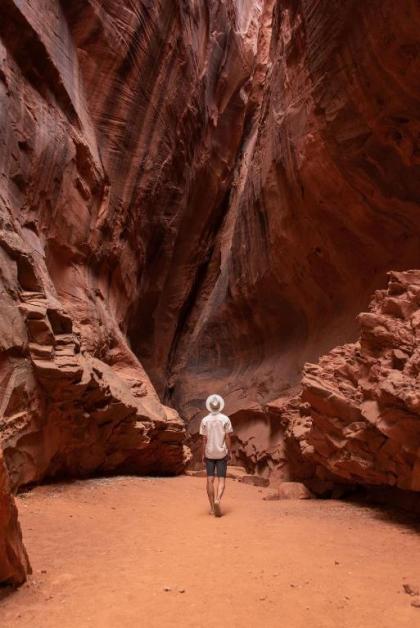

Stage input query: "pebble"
[
  {"left": 403, "top": 584, "right": 419, "bottom": 597},
  {"left": 163, "top": 586, "right": 171, "bottom": 592}
]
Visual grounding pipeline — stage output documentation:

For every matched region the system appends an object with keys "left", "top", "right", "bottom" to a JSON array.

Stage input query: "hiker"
[{"left": 199, "top": 394, "right": 233, "bottom": 517}]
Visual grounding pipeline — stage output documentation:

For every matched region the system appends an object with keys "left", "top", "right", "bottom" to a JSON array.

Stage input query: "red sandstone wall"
[
  {"left": 1, "top": 0, "right": 210, "bottom": 582},
  {"left": 168, "top": 0, "right": 420, "bottom": 431},
  {"left": 288, "top": 270, "right": 420, "bottom": 493},
  {"left": 0, "top": 450, "right": 30, "bottom": 586}
]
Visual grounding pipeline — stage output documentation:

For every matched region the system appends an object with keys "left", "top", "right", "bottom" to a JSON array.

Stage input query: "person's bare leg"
[
  {"left": 215, "top": 477, "right": 226, "bottom": 503},
  {"left": 214, "top": 476, "right": 225, "bottom": 517},
  {"left": 206, "top": 476, "right": 215, "bottom": 514}
]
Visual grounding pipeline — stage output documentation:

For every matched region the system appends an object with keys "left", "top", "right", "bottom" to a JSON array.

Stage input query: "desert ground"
[{"left": 1, "top": 476, "right": 419, "bottom": 628}]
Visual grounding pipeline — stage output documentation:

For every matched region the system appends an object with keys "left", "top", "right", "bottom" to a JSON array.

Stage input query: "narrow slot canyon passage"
[
  {"left": 1, "top": 476, "right": 420, "bottom": 628},
  {"left": 0, "top": 0, "right": 420, "bottom": 625}
]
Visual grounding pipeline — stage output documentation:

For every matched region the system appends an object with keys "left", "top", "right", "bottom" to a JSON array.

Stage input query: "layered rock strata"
[
  {"left": 280, "top": 271, "right": 420, "bottom": 492},
  {"left": 0, "top": 202, "right": 188, "bottom": 490}
]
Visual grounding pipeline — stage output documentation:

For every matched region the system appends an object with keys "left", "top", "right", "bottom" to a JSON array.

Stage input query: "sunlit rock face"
[{"left": 0, "top": 0, "right": 208, "bottom": 494}]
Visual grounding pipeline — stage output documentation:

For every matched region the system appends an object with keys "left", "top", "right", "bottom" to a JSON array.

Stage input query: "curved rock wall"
[
  {"left": 168, "top": 0, "right": 420, "bottom": 430},
  {"left": 0, "top": 2, "right": 204, "bottom": 503}
]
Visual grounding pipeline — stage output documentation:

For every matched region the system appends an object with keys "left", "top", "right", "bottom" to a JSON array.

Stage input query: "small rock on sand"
[
  {"left": 263, "top": 482, "right": 313, "bottom": 500},
  {"left": 403, "top": 584, "right": 419, "bottom": 597}
]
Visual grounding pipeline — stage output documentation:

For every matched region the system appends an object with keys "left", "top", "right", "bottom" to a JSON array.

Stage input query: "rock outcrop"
[
  {"left": 281, "top": 271, "right": 420, "bottom": 492},
  {"left": 0, "top": 450, "right": 30, "bottom": 586},
  {"left": 0, "top": 201, "right": 188, "bottom": 489}
]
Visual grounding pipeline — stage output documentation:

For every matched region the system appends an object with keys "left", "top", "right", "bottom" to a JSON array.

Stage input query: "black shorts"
[{"left": 205, "top": 456, "right": 228, "bottom": 478}]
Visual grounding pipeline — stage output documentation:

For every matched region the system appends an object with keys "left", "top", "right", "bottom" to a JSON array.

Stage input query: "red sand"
[{"left": 1, "top": 476, "right": 419, "bottom": 628}]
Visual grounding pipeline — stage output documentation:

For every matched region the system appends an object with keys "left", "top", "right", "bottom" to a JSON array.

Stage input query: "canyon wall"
[
  {"left": 298, "top": 270, "right": 420, "bottom": 493},
  {"left": 0, "top": 450, "right": 30, "bottom": 586},
  {"left": 161, "top": 0, "right": 420, "bottom": 475},
  {"left": 0, "top": 0, "right": 419, "bottom": 584},
  {"left": 1, "top": 0, "right": 211, "bottom": 492},
  {"left": 0, "top": 0, "right": 269, "bottom": 584},
  {"left": 167, "top": 0, "right": 420, "bottom": 434}
]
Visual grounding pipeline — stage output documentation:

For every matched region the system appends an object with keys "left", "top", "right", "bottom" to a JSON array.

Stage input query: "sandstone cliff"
[
  {"left": 169, "top": 0, "right": 420, "bottom": 431},
  {"left": 1, "top": 0, "right": 216, "bottom": 582}
]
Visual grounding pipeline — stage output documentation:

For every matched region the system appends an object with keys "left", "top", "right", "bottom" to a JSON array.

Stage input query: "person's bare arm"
[
  {"left": 201, "top": 436, "right": 207, "bottom": 463},
  {"left": 225, "top": 433, "right": 232, "bottom": 459}
]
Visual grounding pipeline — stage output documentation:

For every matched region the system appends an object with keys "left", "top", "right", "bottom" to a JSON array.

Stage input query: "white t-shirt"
[{"left": 199, "top": 413, "right": 233, "bottom": 459}]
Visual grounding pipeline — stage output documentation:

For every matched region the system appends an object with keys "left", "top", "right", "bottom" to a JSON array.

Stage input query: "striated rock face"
[
  {"left": 168, "top": 0, "right": 420, "bottom": 485},
  {"left": 0, "top": 0, "right": 208, "bottom": 581},
  {"left": 166, "top": 0, "right": 420, "bottom": 431},
  {"left": 283, "top": 271, "right": 420, "bottom": 492},
  {"left": 0, "top": 0, "right": 265, "bottom": 583},
  {"left": 0, "top": 450, "right": 30, "bottom": 585}
]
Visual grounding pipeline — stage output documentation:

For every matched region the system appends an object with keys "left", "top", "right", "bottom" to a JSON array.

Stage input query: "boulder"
[
  {"left": 0, "top": 451, "right": 30, "bottom": 586},
  {"left": 263, "top": 482, "right": 313, "bottom": 500}
]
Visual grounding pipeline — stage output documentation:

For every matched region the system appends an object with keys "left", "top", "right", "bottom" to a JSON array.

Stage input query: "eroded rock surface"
[
  {"left": 0, "top": 450, "right": 30, "bottom": 586},
  {"left": 1, "top": 0, "right": 209, "bottom": 581},
  {"left": 0, "top": 208, "right": 188, "bottom": 488},
  {"left": 283, "top": 271, "right": 420, "bottom": 492},
  {"left": 166, "top": 0, "right": 420, "bottom": 433}
]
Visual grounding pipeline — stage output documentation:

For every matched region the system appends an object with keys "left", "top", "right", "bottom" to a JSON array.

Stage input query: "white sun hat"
[{"left": 206, "top": 394, "right": 225, "bottom": 413}]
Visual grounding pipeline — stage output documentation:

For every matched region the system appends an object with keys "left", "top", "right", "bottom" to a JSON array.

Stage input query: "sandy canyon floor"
[{"left": 0, "top": 476, "right": 419, "bottom": 628}]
